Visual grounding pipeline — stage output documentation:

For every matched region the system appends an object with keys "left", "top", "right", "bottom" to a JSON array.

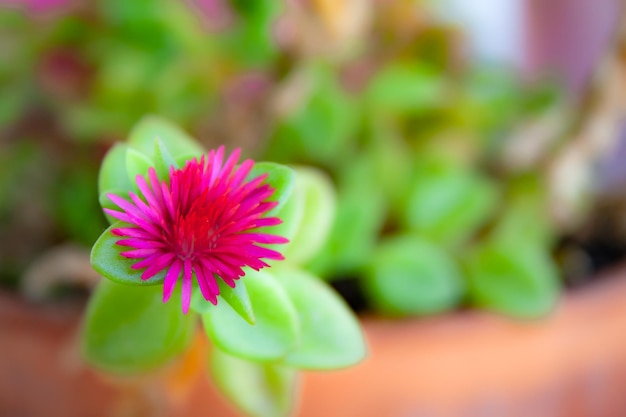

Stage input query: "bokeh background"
[{"left": 2, "top": 0, "right": 626, "bottom": 416}]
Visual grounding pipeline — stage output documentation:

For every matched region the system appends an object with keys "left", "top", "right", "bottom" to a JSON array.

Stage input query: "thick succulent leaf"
[
  {"left": 273, "top": 267, "right": 366, "bottom": 369},
  {"left": 247, "top": 162, "right": 295, "bottom": 217},
  {"left": 99, "top": 189, "right": 129, "bottom": 226},
  {"left": 153, "top": 137, "right": 179, "bottom": 181},
  {"left": 91, "top": 222, "right": 165, "bottom": 285},
  {"left": 127, "top": 115, "right": 205, "bottom": 163},
  {"left": 202, "top": 269, "right": 299, "bottom": 361},
  {"left": 464, "top": 243, "right": 560, "bottom": 318},
  {"left": 98, "top": 143, "right": 133, "bottom": 196},
  {"left": 191, "top": 279, "right": 255, "bottom": 325},
  {"left": 263, "top": 182, "right": 304, "bottom": 249},
  {"left": 125, "top": 147, "right": 154, "bottom": 184},
  {"left": 283, "top": 167, "right": 336, "bottom": 264},
  {"left": 210, "top": 346, "right": 298, "bottom": 417},
  {"left": 82, "top": 279, "right": 196, "bottom": 374},
  {"left": 364, "top": 236, "right": 465, "bottom": 316}
]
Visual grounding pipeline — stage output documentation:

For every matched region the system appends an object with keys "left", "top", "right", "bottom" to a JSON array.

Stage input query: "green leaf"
[
  {"left": 220, "top": 0, "right": 282, "bottom": 66},
  {"left": 262, "top": 182, "right": 304, "bottom": 247},
  {"left": 91, "top": 222, "right": 165, "bottom": 286},
  {"left": 366, "top": 63, "right": 445, "bottom": 114},
  {"left": 98, "top": 143, "right": 133, "bottom": 196},
  {"left": 265, "top": 66, "right": 359, "bottom": 168},
  {"left": 489, "top": 174, "right": 555, "bottom": 250},
  {"left": 210, "top": 346, "right": 298, "bottom": 417},
  {"left": 125, "top": 147, "right": 154, "bottom": 184},
  {"left": 202, "top": 269, "right": 299, "bottom": 361},
  {"left": 191, "top": 279, "right": 255, "bottom": 325},
  {"left": 464, "top": 243, "right": 560, "bottom": 318},
  {"left": 247, "top": 162, "right": 295, "bottom": 217},
  {"left": 82, "top": 279, "right": 196, "bottom": 374},
  {"left": 99, "top": 190, "right": 128, "bottom": 226},
  {"left": 128, "top": 115, "right": 205, "bottom": 164},
  {"left": 404, "top": 163, "right": 498, "bottom": 248},
  {"left": 283, "top": 167, "right": 336, "bottom": 264},
  {"left": 273, "top": 267, "right": 366, "bottom": 369},
  {"left": 364, "top": 236, "right": 464, "bottom": 316},
  {"left": 306, "top": 157, "right": 387, "bottom": 278},
  {"left": 153, "top": 137, "right": 179, "bottom": 181}
]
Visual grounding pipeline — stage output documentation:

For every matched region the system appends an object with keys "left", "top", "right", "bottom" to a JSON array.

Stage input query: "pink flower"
[{"left": 105, "top": 147, "right": 288, "bottom": 314}]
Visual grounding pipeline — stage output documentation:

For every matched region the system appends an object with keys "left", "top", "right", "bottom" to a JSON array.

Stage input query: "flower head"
[{"left": 105, "top": 146, "right": 288, "bottom": 313}]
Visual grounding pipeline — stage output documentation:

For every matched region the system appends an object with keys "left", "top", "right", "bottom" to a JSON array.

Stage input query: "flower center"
[
  {"left": 166, "top": 159, "right": 226, "bottom": 262},
  {"left": 173, "top": 194, "right": 222, "bottom": 261}
]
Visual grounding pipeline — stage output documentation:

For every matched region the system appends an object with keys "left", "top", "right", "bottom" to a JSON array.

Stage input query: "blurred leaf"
[
  {"left": 267, "top": 67, "right": 359, "bottom": 167},
  {"left": 0, "top": 84, "right": 28, "bottom": 127},
  {"left": 273, "top": 267, "right": 366, "bottom": 369},
  {"left": 364, "top": 236, "right": 464, "bottom": 316},
  {"left": 222, "top": 0, "right": 282, "bottom": 66},
  {"left": 61, "top": 105, "right": 129, "bottom": 141},
  {"left": 366, "top": 63, "right": 445, "bottom": 115},
  {"left": 191, "top": 278, "right": 255, "bottom": 325},
  {"left": 211, "top": 346, "right": 298, "bottom": 417},
  {"left": 91, "top": 222, "right": 165, "bottom": 286},
  {"left": 490, "top": 175, "right": 555, "bottom": 249},
  {"left": 464, "top": 243, "right": 560, "bottom": 318},
  {"left": 366, "top": 123, "right": 414, "bottom": 211},
  {"left": 0, "top": 140, "right": 40, "bottom": 215},
  {"left": 202, "top": 269, "right": 299, "bottom": 361},
  {"left": 455, "top": 68, "right": 524, "bottom": 142},
  {"left": 55, "top": 167, "right": 106, "bottom": 245},
  {"left": 283, "top": 167, "right": 336, "bottom": 265},
  {"left": 306, "top": 158, "right": 386, "bottom": 278},
  {"left": 82, "top": 279, "right": 196, "bottom": 374},
  {"left": 404, "top": 162, "right": 498, "bottom": 247}
]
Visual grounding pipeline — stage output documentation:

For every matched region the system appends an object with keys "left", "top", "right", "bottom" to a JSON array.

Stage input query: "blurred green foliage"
[{"left": 1, "top": 0, "right": 563, "bottom": 320}]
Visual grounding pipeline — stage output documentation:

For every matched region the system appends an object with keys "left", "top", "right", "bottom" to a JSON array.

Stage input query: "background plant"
[{"left": 1, "top": 0, "right": 618, "bottom": 345}]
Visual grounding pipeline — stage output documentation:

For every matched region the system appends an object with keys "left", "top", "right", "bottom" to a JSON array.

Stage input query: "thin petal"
[
  {"left": 230, "top": 159, "right": 254, "bottom": 189},
  {"left": 119, "top": 248, "right": 159, "bottom": 259},
  {"left": 104, "top": 208, "right": 134, "bottom": 224},
  {"left": 219, "top": 275, "right": 237, "bottom": 288},
  {"left": 129, "top": 192, "right": 161, "bottom": 224},
  {"left": 208, "top": 146, "right": 225, "bottom": 187},
  {"left": 182, "top": 260, "right": 193, "bottom": 314},
  {"left": 116, "top": 238, "right": 165, "bottom": 249},
  {"left": 136, "top": 171, "right": 163, "bottom": 219},
  {"left": 107, "top": 193, "right": 150, "bottom": 221},
  {"left": 140, "top": 253, "right": 175, "bottom": 280},
  {"left": 235, "top": 233, "right": 289, "bottom": 244},
  {"left": 163, "top": 260, "right": 182, "bottom": 303},
  {"left": 112, "top": 227, "right": 155, "bottom": 239},
  {"left": 195, "top": 262, "right": 218, "bottom": 305}
]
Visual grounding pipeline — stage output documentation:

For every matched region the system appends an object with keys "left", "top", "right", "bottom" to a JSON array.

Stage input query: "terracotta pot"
[{"left": 3, "top": 264, "right": 626, "bottom": 417}]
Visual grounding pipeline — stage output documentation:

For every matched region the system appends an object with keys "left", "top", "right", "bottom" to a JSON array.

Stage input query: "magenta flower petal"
[
  {"left": 163, "top": 260, "right": 183, "bottom": 302},
  {"left": 182, "top": 261, "right": 193, "bottom": 314},
  {"left": 106, "top": 146, "right": 289, "bottom": 313}
]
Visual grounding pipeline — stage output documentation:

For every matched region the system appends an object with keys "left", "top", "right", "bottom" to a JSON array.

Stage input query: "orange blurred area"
[{"left": 3, "top": 265, "right": 626, "bottom": 416}]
